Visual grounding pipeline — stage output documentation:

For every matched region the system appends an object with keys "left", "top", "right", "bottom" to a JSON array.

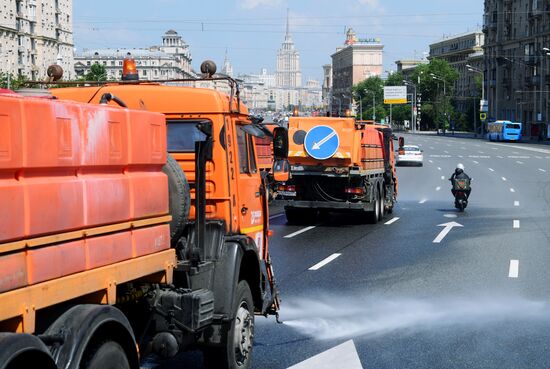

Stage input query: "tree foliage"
[
  {"left": 0, "top": 72, "right": 28, "bottom": 90},
  {"left": 85, "top": 63, "right": 107, "bottom": 82}
]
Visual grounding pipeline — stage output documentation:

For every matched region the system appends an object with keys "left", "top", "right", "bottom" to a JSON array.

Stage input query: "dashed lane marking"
[
  {"left": 489, "top": 168, "right": 495, "bottom": 172},
  {"left": 502, "top": 177, "right": 507, "bottom": 181},
  {"left": 514, "top": 201, "right": 520, "bottom": 206},
  {"left": 308, "top": 253, "right": 341, "bottom": 271},
  {"left": 513, "top": 220, "right": 520, "bottom": 229},
  {"left": 437, "top": 167, "right": 442, "bottom": 171},
  {"left": 384, "top": 217, "right": 400, "bottom": 225},
  {"left": 419, "top": 199, "right": 427, "bottom": 204},
  {"left": 539, "top": 168, "right": 547, "bottom": 172},
  {"left": 436, "top": 186, "right": 441, "bottom": 191},
  {"left": 509, "top": 260, "right": 519, "bottom": 278},
  {"left": 473, "top": 160, "right": 479, "bottom": 164},
  {"left": 510, "top": 188, "right": 516, "bottom": 193},
  {"left": 516, "top": 161, "right": 524, "bottom": 164},
  {"left": 429, "top": 160, "right": 434, "bottom": 163},
  {"left": 284, "top": 226, "right": 316, "bottom": 238}
]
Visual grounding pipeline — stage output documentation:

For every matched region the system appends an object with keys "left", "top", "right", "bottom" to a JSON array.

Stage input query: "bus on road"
[{"left": 486, "top": 120, "right": 522, "bottom": 141}]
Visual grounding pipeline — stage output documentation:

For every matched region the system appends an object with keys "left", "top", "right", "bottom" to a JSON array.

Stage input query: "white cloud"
[{"left": 239, "top": 0, "right": 281, "bottom": 9}]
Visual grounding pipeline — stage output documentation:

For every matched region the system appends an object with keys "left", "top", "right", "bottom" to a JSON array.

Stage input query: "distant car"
[{"left": 396, "top": 145, "right": 423, "bottom": 166}]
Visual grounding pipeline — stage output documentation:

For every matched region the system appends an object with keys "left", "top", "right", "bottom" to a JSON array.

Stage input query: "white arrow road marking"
[
  {"left": 312, "top": 131, "right": 337, "bottom": 150},
  {"left": 433, "top": 221, "right": 463, "bottom": 243},
  {"left": 509, "top": 260, "right": 519, "bottom": 278},
  {"left": 308, "top": 253, "right": 341, "bottom": 271},
  {"left": 513, "top": 220, "right": 520, "bottom": 229},
  {"left": 285, "top": 226, "right": 316, "bottom": 238},
  {"left": 384, "top": 217, "right": 400, "bottom": 225},
  {"left": 287, "top": 340, "right": 363, "bottom": 369}
]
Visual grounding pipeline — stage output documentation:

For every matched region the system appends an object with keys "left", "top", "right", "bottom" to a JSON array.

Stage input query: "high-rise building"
[
  {"left": 0, "top": 0, "right": 74, "bottom": 81},
  {"left": 330, "top": 28, "right": 383, "bottom": 115},
  {"left": 221, "top": 50, "right": 233, "bottom": 77},
  {"left": 483, "top": 0, "right": 550, "bottom": 139},
  {"left": 275, "top": 10, "right": 301, "bottom": 88}
]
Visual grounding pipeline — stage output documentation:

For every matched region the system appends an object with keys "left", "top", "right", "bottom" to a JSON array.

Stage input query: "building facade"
[
  {"left": 331, "top": 28, "right": 384, "bottom": 115},
  {"left": 74, "top": 30, "right": 193, "bottom": 81},
  {"left": 429, "top": 31, "right": 485, "bottom": 114},
  {"left": 484, "top": 0, "right": 550, "bottom": 138},
  {"left": 322, "top": 64, "right": 332, "bottom": 111},
  {"left": 0, "top": 0, "right": 74, "bottom": 81}
]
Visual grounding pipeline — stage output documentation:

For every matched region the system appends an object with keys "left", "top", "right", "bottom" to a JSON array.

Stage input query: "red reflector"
[
  {"left": 345, "top": 187, "right": 364, "bottom": 195},
  {"left": 286, "top": 185, "right": 296, "bottom": 192},
  {"left": 267, "top": 230, "right": 274, "bottom": 237}
]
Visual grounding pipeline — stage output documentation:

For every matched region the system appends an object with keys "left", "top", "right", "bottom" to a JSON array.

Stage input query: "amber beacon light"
[{"left": 122, "top": 56, "right": 139, "bottom": 81}]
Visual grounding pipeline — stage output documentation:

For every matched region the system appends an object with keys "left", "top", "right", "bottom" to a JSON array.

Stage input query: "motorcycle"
[{"left": 449, "top": 178, "right": 472, "bottom": 212}]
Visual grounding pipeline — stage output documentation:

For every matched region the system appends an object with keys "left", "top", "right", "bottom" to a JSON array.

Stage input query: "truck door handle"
[{"left": 241, "top": 206, "right": 248, "bottom": 215}]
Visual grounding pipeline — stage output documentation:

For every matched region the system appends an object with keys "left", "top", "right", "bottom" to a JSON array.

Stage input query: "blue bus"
[{"left": 486, "top": 120, "right": 522, "bottom": 141}]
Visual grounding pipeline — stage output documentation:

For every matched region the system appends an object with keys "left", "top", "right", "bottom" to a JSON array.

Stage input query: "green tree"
[
  {"left": 353, "top": 76, "right": 384, "bottom": 121},
  {"left": 85, "top": 63, "right": 107, "bottom": 81},
  {"left": 0, "top": 72, "right": 28, "bottom": 90}
]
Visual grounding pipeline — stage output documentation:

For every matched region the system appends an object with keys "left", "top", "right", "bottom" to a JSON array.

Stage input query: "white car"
[{"left": 396, "top": 145, "right": 424, "bottom": 166}]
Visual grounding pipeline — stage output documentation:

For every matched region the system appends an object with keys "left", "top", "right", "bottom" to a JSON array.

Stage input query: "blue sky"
[{"left": 73, "top": 0, "right": 483, "bottom": 81}]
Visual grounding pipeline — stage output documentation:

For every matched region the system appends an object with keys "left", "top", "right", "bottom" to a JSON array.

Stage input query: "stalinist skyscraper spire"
[{"left": 276, "top": 8, "right": 302, "bottom": 88}]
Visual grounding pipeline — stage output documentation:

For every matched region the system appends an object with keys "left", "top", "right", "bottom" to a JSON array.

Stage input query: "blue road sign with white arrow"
[{"left": 304, "top": 125, "right": 340, "bottom": 160}]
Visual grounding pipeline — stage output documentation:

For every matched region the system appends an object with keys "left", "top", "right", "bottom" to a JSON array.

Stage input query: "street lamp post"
[
  {"left": 430, "top": 73, "right": 447, "bottom": 134},
  {"left": 355, "top": 93, "right": 363, "bottom": 120},
  {"left": 364, "top": 90, "right": 376, "bottom": 121},
  {"left": 403, "top": 80, "right": 417, "bottom": 133},
  {"left": 466, "top": 64, "right": 484, "bottom": 136}
]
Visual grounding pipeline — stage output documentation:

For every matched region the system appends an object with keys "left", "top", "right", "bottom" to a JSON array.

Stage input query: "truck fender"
[
  {"left": 202, "top": 238, "right": 262, "bottom": 345},
  {"left": 44, "top": 304, "right": 139, "bottom": 369},
  {"left": 0, "top": 333, "right": 57, "bottom": 369}
]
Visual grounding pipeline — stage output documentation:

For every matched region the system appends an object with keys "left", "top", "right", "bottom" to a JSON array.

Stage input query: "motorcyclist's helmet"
[{"left": 455, "top": 163, "right": 464, "bottom": 174}]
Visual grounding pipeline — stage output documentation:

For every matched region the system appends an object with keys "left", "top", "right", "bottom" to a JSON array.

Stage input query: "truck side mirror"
[
  {"left": 398, "top": 136, "right": 405, "bottom": 148},
  {"left": 272, "top": 127, "right": 289, "bottom": 159},
  {"left": 272, "top": 159, "right": 290, "bottom": 182}
]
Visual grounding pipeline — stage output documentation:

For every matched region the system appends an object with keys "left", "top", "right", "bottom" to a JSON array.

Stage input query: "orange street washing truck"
[
  {"left": 0, "top": 61, "right": 289, "bottom": 369},
  {"left": 277, "top": 116, "right": 398, "bottom": 224}
]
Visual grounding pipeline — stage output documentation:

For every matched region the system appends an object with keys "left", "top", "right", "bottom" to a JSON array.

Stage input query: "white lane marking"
[
  {"left": 270, "top": 213, "right": 286, "bottom": 220},
  {"left": 501, "top": 177, "right": 507, "bottom": 181},
  {"left": 287, "top": 340, "right": 363, "bottom": 369},
  {"left": 488, "top": 143, "right": 550, "bottom": 154},
  {"left": 539, "top": 168, "right": 547, "bottom": 172},
  {"left": 510, "top": 188, "right": 516, "bottom": 193},
  {"left": 513, "top": 220, "right": 520, "bottom": 229},
  {"left": 437, "top": 167, "right": 441, "bottom": 171},
  {"left": 478, "top": 151, "right": 485, "bottom": 154},
  {"left": 508, "top": 260, "right": 519, "bottom": 278},
  {"left": 436, "top": 186, "right": 441, "bottom": 191},
  {"left": 492, "top": 147, "right": 499, "bottom": 150},
  {"left": 444, "top": 150, "right": 449, "bottom": 154},
  {"left": 508, "top": 155, "right": 530, "bottom": 159},
  {"left": 497, "top": 155, "right": 504, "bottom": 158},
  {"left": 444, "top": 214, "right": 458, "bottom": 218},
  {"left": 489, "top": 168, "right": 495, "bottom": 172},
  {"left": 516, "top": 161, "right": 523, "bottom": 164},
  {"left": 384, "top": 217, "right": 400, "bottom": 225},
  {"left": 441, "top": 176, "right": 445, "bottom": 180},
  {"left": 308, "top": 253, "right": 341, "bottom": 271},
  {"left": 473, "top": 160, "right": 479, "bottom": 164},
  {"left": 458, "top": 155, "right": 464, "bottom": 158},
  {"left": 535, "top": 156, "right": 542, "bottom": 159},
  {"left": 429, "top": 160, "right": 434, "bottom": 163},
  {"left": 430, "top": 147, "right": 435, "bottom": 150},
  {"left": 433, "top": 221, "right": 463, "bottom": 243},
  {"left": 285, "top": 226, "right": 316, "bottom": 238},
  {"left": 514, "top": 201, "right": 520, "bottom": 206},
  {"left": 419, "top": 199, "right": 427, "bottom": 204}
]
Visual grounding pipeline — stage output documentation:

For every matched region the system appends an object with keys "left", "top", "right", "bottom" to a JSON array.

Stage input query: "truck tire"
[
  {"left": 366, "top": 188, "right": 379, "bottom": 224},
  {"left": 284, "top": 207, "right": 317, "bottom": 225},
  {"left": 203, "top": 280, "right": 255, "bottom": 369},
  {"left": 82, "top": 341, "right": 130, "bottom": 369},
  {"left": 162, "top": 154, "right": 190, "bottom": 246},
  {"left": 378, "top": 188, "right": 385, "bottom": 221}
]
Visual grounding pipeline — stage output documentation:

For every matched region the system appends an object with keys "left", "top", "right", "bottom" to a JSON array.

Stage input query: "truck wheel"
[
  {"left": 366, "top": 189, "right": 379, "bottom": 224},
  {"left": 378, "top": 189, "right": 385, "bottom": 221},
  {"left": 162, "top": 154, "right": 190, "bottom": 246},
  {"left": 285, "top": 207, "right": 317, "bottom": 225},
  {"left": 204, "top": 280, "right": 255, "bottom": 369},
  {"left": 82, "top": 341, "right": 130, "bottom": 369}
]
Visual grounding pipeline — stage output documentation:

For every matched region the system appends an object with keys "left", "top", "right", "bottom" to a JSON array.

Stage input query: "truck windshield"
[{"left": 167, "top": 120, "right": 208, "bottom": 152}]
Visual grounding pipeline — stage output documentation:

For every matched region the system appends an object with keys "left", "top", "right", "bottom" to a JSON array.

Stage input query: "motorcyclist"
[{"left": 449, "top": 163, "right": 471, "bottom": 199}]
